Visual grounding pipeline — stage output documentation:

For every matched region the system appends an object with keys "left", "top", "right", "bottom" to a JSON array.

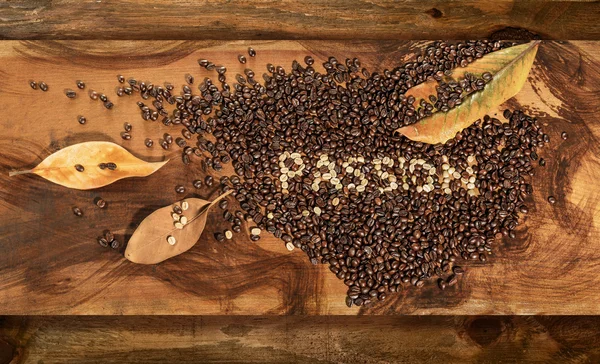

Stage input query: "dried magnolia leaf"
[
  {"left": 125, "top": 190, "right": 233, "bottom": 264},
  {"left": 9, "top": 141, "right": 168, "bottom": 190},
  {"left": 397, "top": 41, "right": 541, "bottom": 144}
]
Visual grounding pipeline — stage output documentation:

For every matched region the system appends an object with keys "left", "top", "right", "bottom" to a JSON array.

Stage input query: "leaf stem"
[{"left": 8, "top": 169, "right": 33, "bottom": 176}]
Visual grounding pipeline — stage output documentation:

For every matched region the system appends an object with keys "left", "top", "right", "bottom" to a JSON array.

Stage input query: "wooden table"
[
  {"left": 1, "top": 1, "right": 600, "bottom": 360},
  {"left": 0, "top": 40, "right": 599, "bottom": 317}
]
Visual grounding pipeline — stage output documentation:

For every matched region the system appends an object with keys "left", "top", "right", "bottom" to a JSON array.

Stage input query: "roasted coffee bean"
[
  {"left": 205, "top": 175, "right": 214, "bottom": 187},
  {"left": 76, "top": 80, "right": 85, "bottom": 89},
  {"left": 89, "top": 90, "right": 99, "bottom": 100},
  {"left": 163, "top": 133, "right": 173, "bottom": 144},
  {"left": 248, "top": 47, "right": 256, "bottom": 57},
  {"left": 198, "top": 59, "right": 209, "bottom": 67},
  {"left": 106, "top": 162, "right": 117, "bottom": 170},
  {"left": 250, "top": 234, "right": 260, "bottom": 241},
  {"left": 232, "top": 225, "right": 241, "bottom": 233},
  {"left": 72, "top": 207, "right": 83, "bottom": 216},
  {"left": 561, "top": 132, "right": 568, "bottom": 140},
  {"left": 104, "top": 101, "right": 114, "bottom": 109},
  {"left": 78, "top": 115, "right": 87, "bottom": 125},
  {"left": 39, "top": 82, "right": 48, "bottom": 91},
  {"left": 74, "top": 164, "right": 85, "bottom": 172},
  {"left": 124, "top": 122, "right": 132, "bottom": 132},
  {"left": 218, "top": 199, "right": 228, "bottom": 210},
  {"left": 145, "top": 138, "right": 154, "bottom": 147},
  {"left": 98, "top": 163, "right": 107, "bottom": 170},
  {"left": 438, "top": 279, "right": 447, "bottom": 290},
  {"left": 238, "top": 55, "right": 247, "bottom": 64},
  {"left": 117, "top": 75, "right": 125, "bottom": 83},
  {"left": 29, "top": 81, "right": 38, "bottom": 90},
  {"left": 99, "top": 94, "right": 108, "bottom": 102},
  {"left": 548, "top": 196, "right": 556, "bottom": 204},
  {"left": 65, "top": 89, "right": 77, "bottom": 98},
  {"left": 193, "top": 179, "right": 203, "bottom": 189},
  {"left": 175, "top": 185, "right": 186, "bottom": 194},
  {"left": 173, "top": 205, "right": 183, "bottom": 215},
  {"left": 185, "top": 74, "right": 194, "bottom": 84},
  {"left": 95, "top": 197, "right": 107, "bottom": 208},
  {"left": 104, "top": 230, "right": 114, "bottom": 242},
  {"left": 121, "top": 132, "right": 131, "bottom": 140},
  {"left": 97, "top": 237, "right": 109, "bottom": 248},
  {"left": 539, "top": 158, "right": 546, "bottom": 166},
  {"left": 214, "top": 232, "right": 225, "bottom": 242},
  {"left": 110, "top": 239, "right": 121, "bottom": 249}
]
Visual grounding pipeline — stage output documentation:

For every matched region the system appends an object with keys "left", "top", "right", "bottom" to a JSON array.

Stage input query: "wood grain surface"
[
  {"left": 1, "top": 315, "right": 600, "bottom": 363},
  {"left": 0, "top": 40, "right": 599, "bottom": 315},
  {"left": 0, "top": 1, "right": 599, "bottom": 40}
]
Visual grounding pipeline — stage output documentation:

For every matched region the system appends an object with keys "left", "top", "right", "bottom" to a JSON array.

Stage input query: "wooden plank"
[
  {"left": 0, "top": 40, "right": 599, "bottom": 315},
  {"left": 1, "top": 315, "right": 600, "bottom": 363},
  {"left": 0, "top": 1, "right": 599, "bottom": 40}
]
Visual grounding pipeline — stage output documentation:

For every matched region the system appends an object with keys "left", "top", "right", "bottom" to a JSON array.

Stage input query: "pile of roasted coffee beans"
[{"left": 51, "top": 41, "right": 556, "bottom": 307}]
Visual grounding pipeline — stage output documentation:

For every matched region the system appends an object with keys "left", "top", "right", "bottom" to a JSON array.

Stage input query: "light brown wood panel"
[
  {"left": 1, "top": 316, "right": 600, "bottom": 363},
  {"left": 0, "top": 40, "right": 599, "bottom": 315},
  {"left": 0, "top": 1, "right": 599, "bottom": 40}
]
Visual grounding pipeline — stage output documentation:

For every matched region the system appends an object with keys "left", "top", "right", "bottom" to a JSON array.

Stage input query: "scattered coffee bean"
[
  {"left": 145, "top": 138, "right": 154, "bottom": 147},
  {"left": 193, "top": 179, "right": 203, "bottom": 189},
  {"left": 117, "top": 75, "right": 125, "bottom": 83},
  {"left": 106, "top": 162, "right": 117, "bottom": 170},
  {"left": 185, "top": 74, "right": 194, "bottom": 84},
  {"left": 438, "top": 279, "right": 447, "bottom": 290},
  {"left": 39, "top": 82, "right": 48, "bottom": 91},
  {"left": 539, "top": 158, "right": 546, "bottom": 166},
  {"left": 198, "top": 59, "right": 209, "bottom": 67},
  {"left": 173, "top": 205, "right": 183, "bottom": 215},
  {"left": 205, "top": 175, "right": 214, "bottom": 187},
  {"left": 250, "top": 227, "right": 261, "bottom": 236},
  {"left": 124, "top": 122, "right": 132, "bottom": 132},
  {"left": 99, "top": 94, "right": 108, "bottom": 102},
  {"left": 104, "top": 101, "right": 114, "bottom": 109},
  {"left": 76, "top": 80, "right": 85, "bottom": 89},
  {"left": 181, "top": 201, "right": 189, "bottom": 211},
  {"left": 89, "top": 90, "right": 99, "bottom": 100},
  {"left": 548, "top": 196, "right": 556, "bottom": 204},
  {"left": 104, "top": 230, "right": 114, "bottom": 242},
  {"left": 65, "top": 89, "right": 77, "bottom": 98},
  {"left": 175, "top": 185, "right": 185, "bottom": 194},
  {"left": 218, "top": 199, "right": 228, "bottom": 210},
  {"left": 238, "top": 55, "right": 247, "bottom": 64},
  {"left": 167, "top": 235, "right": 177, "bottom": 245},
  {"left": 95, "top": 198, "right": 107, "bottom": 209},
  {"left": 121, "top": 132, "right": 131, "bottom": 140},
  {"left": 452, "top": 266, "right": 464, "bottom": 275},
  {"left": 110, "top": 239, "right": 120, "bottom": 249},
  {"left": 78, "top": 115, "right": 86, "bottom": 125},
  {"left": 232, "top": 225, "right": 241, "bottom": 233},
  {"left": 29, "top": 81, "right": 37, "bottom": 90},
  {"left": 248, "top": 47, "right": 256, "bottom": 57},
  {"left": 447, "top": 275, "right": 458, "bottom": 287},
  {"left": 97, "top": 237, "right": 109, "bottom": 248},
  {"left": 74, "top": 164, "right": 85, "bottom": 172},
  {"left": 72, "top": 207, "right": 83, "bottom": 217},
  {"left": 225, "top": 230, "right": 233, "bottom": 240},
  {"left": 250, "top": 234, "right": 260, "bottom": 241},
  {"left": 561, "top": 132, "right": 568, "bottom": 140},
  {"left": 98, "top": 163, "right": 107, "bottom": 170},
  {"left": 214, "top": 232, "right": 225, "bottom": 242}
]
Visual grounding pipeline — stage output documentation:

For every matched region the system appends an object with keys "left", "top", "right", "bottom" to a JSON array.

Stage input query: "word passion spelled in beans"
[{"left": 51, "top": 40, "right": 553, "bottom": 307}]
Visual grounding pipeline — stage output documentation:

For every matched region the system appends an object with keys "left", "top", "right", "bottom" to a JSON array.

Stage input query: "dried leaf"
[
  {"left": 397, "top": 41, "right": 541, "bottom": 144},
  {"left": 9, "top": 141, "right": 168, "bottom": 190},
  {"left": 125, "top": 190, "right": 233, "bottom": 264}
]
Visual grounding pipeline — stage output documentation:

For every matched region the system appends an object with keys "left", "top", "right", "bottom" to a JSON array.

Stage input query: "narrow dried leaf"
[
  {"left": 9, "top": 141, "right": 168, "bottom": 190},
  {"left": 125, "top": 190, "right": 233, "bottom": 264},
  {"left": 397, "top": 41, "right": 541, "bottom": 144}
]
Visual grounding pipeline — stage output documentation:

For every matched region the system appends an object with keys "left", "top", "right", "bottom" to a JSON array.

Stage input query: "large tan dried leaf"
[
  {"left": 397, "top": 41, "right": 541, "bottom": 144},
  {"left": 9, "top": 141, "right": 168, "bottom": 190},
  {"left": 125, "top": 190, "right": 233, "bottom": 264}
]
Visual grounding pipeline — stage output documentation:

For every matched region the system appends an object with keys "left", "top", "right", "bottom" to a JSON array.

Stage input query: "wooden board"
[
  {"left": 1, "top": 315, "right": 600, "bottom": 363},
  {"left": 0, "top": 1, "right": 599, "bottom": 40},
  {"left": 0, "top": 40, "right": 599, "bottom": 315}
]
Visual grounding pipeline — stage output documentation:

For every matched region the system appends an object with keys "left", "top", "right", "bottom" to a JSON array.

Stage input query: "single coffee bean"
[
  {"left": 304, "top": 56, "right": 314, "bottom": 65},
  {"left": 121, "top": 132, "right": 131, "bottom": 140},
  {"left": 39, "top": 82, "right": 48, "bottom": 91},
  {"left": 104, "top": 101, "right": 114, "bottom": 109},
  {"left": 219, "top": 199, "right": 228, "bottom": 210},
  {"left": 250, "top": 234, "right": 260, "bottom": 241},
  {"left": 561, "top": 132, "right": 568, "bottom": 140},
  {"left": 99, "top": 94, "right": 108, "bottom": 102},
  {"left": 145, "top": 138, "right": 154, "bottom": 148},
  {"left": 89, "top": 90, "right": 99, "bottom": 100},
  {"left": 29, "top": 81, "right": 38, "bottom": 90},
  {"left": 248, "top": 47, "right": 256, "bottom": 57},
  {"left": 76, "top": 80, "right": 85, "bottom": 89},
  {"left": 110, "top": 239, "right": 120, "bottom": 249},
  {"left": 97, "top": 237, "right": 109, "bottom": 248},
  {"left": 123, "top": 122, "right": 132, "bottom": 132},
  {"left": 539, "top": 158, "right": 546, "bottom": 166},
  {"left": 104, "top": 230, "right": 114, "bottom": 242},
  {"left": 447, "top": 275, "right": 458, "bottom": 286},
  {"left": 95, "top": 198, "right": 107, "bottom": 209},
  {"left": 173, "top": 205, "right": 183, "bottom": 215},
  {"left": 232, "top": 225, "right": 241, "bottom": 233},
  {"left": 65, "top": 89, "right": 77, "bottom": 98},
  {"left": 73, "top": 207, "right": 83, "bottom": 216},
  {"left": 117, "top": 75, "right": 125, "bottom": 83},
  {"left": 214, "top": 232, "right": 225, "bottom": 242},
  {"left": 198, "top": 59, "right": 209, "bottom": 67},
  {"left": 106, "top": 162, "right": 117, "bottom": 170},
  {"left": 452, "top": 266, "right": 464, "bottom": 275},
  {"left": 185, "top": 74, "right": 194, "bottom": 84},
  {"left": 238, "top": 55, "right": 247, "bottom": 64},
  {"left": 77, "top": 115, "right": 86, "bottom": 124},
  {"left": 98, "top": 163, "right": 107, "bottom": 170},
  {"left": 205, "top": 175, "right": 214, "bottom": 187},
  {"left": 193, "top": 179, "right": 203, "bottom": 189},
  {"left": 438, "top": 279, "right": 447, "bottom": 290},
  {"left": 175, "top": 185, "right": 185, "bottom": 194},
  {"left": 74, "top": 164, "right": 85, "bottom": 172},
  {"left": 548, "top": 196, "right": 556, "bottom": 204}
]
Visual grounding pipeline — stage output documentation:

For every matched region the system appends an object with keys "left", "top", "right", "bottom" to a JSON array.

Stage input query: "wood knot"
[
  {"left": 466, "top": 317, "right": 504, "bottom": 347},
  {"left": 425, "top": 8, "right": 443, "bottom": 18}
]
